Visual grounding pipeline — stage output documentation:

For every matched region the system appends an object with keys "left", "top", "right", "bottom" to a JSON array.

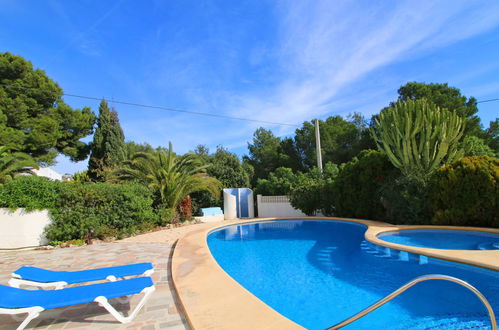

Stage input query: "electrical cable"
[{"left": 0, "top": 83, "right": 300, "bottom": 127}]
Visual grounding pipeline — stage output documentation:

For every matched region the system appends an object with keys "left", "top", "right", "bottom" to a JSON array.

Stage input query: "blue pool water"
[
  {"left": 378, "top": 229, "right": 499, "bottom": 250},
  {"left": 207, "top": 220, "right": 499, "bottom": 329}
]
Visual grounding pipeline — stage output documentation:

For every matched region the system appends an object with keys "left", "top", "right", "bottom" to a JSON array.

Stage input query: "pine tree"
[{"left": 88, "top": 100, "right": 126, "bottom": 181}]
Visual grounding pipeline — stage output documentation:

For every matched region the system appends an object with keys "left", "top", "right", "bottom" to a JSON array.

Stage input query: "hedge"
[
  {"left": 0, "top": 176, "right": 172, "bottom": 244},
  {"left": 331, "top": 150, "right": 397, "bottom": 221},
  {"left": 429, "top": 156, "right": 498, "bottom": 228}
]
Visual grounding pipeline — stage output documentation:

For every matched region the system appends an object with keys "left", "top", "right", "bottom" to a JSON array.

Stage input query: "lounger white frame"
[
  {"left": 1, "top": 285, "right": 155, "bottom": 330},
  {"left": 8, "top": 268, "right": 155, "bottom": 289}
]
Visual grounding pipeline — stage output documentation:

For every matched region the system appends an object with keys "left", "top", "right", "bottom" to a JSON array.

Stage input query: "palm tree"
[
  {"left": 111, "top": 142, "right": 221, "bottom": 211},
  {"left": 0, "top": 146, "right": 39, "bottom": 184}
]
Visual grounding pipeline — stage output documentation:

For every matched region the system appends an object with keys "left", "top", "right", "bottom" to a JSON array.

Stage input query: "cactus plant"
[{"left": 371, "top": 99, "right": 465, "bottom": 180}]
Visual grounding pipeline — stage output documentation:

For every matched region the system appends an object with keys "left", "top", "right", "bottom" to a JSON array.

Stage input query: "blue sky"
[{"left": 1, "top": 0, "right": 498, "bottom": 174}]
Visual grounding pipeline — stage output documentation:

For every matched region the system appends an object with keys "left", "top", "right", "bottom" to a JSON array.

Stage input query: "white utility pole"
[{"left": 315, "top": 119, "right": 323, "bottom": 172}]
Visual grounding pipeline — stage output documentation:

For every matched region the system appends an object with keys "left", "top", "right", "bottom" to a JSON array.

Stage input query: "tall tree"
[
  {"left": 88, "top": 100, "right": 126, "bottom": 181},
  {"left": 191, "top": 145, "right": 252, "bottom": 212},
  {"left": 395, "top": 82, "right": 482, "bottom": 137},
  {"left": 294, "top": 115, "right": 366, "bottom": 168},
  {"left": 244, "top": 128, "right": 285, "bottom": 185},
  {"left": 0, "top": 52, "right": 95, "bottom": 165}
]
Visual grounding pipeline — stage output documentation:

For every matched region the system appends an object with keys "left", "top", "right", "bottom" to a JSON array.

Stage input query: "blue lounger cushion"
[
  {"left": 0, "top": 276, "right": 154, "bottom": 310},
  {"left": 13, "top": 262, "right": 153, "bottom": 284}
]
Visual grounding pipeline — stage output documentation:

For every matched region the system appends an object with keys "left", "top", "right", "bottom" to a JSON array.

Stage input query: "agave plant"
[
  {"left": 0, "top": 146, "right": 39, "bottom": 184},
  {"left": 111, "top": 142, "right": 221, "bottom": 211}
]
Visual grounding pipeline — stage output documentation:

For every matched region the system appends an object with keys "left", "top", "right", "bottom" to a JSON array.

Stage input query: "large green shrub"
[
  {"left": 429, "top": 156, "right": 498, "bottom": 228},
  {"left": 256, "top": 167, "right": 299, "bottom": 196},
  {"left": 381, "top": 176, "right": 431, "bottom": 225},
  {"left": 289, "top": 163, "right": 339, "bottom": 216},
  {"left": 0, "top": 176, "right": 161, "bottom": 243},
  {"left": 0, "top": 176, "right": 64, "bottom": 211},
  {"left": 47, "top": 183, "right": 159, "bottom": 242},
  {"left": 332, "top": 150, "right": 397, "bottom": 220}
]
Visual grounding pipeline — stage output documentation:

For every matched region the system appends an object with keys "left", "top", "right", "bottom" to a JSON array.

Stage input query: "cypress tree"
[{"left": 88, "top": 100, "right": 126, "bottom": 181}]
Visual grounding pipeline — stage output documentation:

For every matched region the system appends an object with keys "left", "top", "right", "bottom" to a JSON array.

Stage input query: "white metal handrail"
[{"left": 327, "top": 274, "right": 497, "bottom": 330}]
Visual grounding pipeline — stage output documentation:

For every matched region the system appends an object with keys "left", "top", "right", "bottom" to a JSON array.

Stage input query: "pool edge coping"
[{"left": 172, "top": 217, "right": 499, "bottom": 329}]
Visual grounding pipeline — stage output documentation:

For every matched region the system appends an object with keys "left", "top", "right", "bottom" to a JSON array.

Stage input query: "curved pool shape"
[
  {"left": 208, "top": 220, "right": 499, "bottom": 329},
  {"left": 378, "top": 229, "right": 499, "bottom": 250}
]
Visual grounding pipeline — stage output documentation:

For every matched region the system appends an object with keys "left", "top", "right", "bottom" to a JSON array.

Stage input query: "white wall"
[
  {"left": 256, "top": 195, "right": 307, "bottom": 218},
  {"left": 0, "top": 209, "right": 51, "bottom": 249}
]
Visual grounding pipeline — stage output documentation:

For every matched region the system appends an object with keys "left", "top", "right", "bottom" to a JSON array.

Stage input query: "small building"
[{"left": 32, "top": 168, "right": 63, "bottom": 181}]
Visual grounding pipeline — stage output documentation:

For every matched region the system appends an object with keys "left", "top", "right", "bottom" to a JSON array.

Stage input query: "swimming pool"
[
  {"left": 208, "top": 219, "right": 499, "bottom": 329},
  {"left": 378, "top": 229, "right": 499, "bottom": 250}
]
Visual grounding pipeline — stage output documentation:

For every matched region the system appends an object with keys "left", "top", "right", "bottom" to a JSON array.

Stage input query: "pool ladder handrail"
[{"left": 327, "top": 274, "right": 497, "bottom": 330}]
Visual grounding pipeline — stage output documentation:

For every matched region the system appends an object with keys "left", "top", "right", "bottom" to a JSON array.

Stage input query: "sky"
[{"left": 1, "top": 0, "right": 499, "bottom": 174}]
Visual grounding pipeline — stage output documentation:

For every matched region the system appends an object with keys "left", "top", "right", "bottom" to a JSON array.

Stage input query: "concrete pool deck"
[
  {"left": 0, "top": 223, "right": 208, "bottom": 330},
  {"left": 172, "top": 217, "right": 499, "bottom": 329}
]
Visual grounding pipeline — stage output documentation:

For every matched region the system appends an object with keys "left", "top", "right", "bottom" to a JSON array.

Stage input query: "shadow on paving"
[{"left": 0, "top": 242, "right": 190, "bottom": 330}]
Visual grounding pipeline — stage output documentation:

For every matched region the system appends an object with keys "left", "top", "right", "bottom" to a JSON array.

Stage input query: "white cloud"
[
  {"left": 107, "top": 0, "right": 499, "bottom": 157},
  {"left": 219, "top": 0, "right": 499, "bottom": 136}
]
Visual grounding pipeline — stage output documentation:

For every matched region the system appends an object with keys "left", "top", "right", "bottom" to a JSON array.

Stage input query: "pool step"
[
  {"left": 360, "top": 240, "right": 428, "bottom": 264},
  {"left": 477, "top": 241, "right": 499, "bottom": 250},
  {"left": 397, "top": 313, "right": 492, "bottom": 330},
  {"left": 308, "top": 245, "right": 339, "bottom": 273}
]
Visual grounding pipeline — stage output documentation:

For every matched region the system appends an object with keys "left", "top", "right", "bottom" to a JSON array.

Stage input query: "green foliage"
[
  {"left": 331, "top": 150, "right": 397, "bottom": 220},
  {"left": 256, "top": 167, "right": 298, "bottom": 196},
  {"left": 208, "top": 146, "right": 251, "bottom": 188},
  {"left": 0, "top": 146, "right": 38, "bottom": 184},
  {"left": 124, "top": 141, "right": 168, "bottom": 160},
  {"left": 289, "top": 163, "right": 339, "bottom": 216},
  {"left": 245, "top": 128, "right": 294, "bottom": 185},
  {"left": 112, "top": 142, "right": 222, "bottom": 215},
  {"left": 429, "top": 156, "right": 498, "bottom": 228},
  {"left": 0, "top": 52, "right": 95, "bottom": 165},
  {"left": 372, "top": 99, "right": 464, "bottom": 181},
  {"left": 483, "top": 119, "right": 498, "bottom": 156},
  {"left": 0, "top": 176, "right": 161, "bottom": 242},
  {"left": 0, "top": 175, "right": 63, "bottom": 211},
  {"left": 295, "top": 115, "right": 372, "bottom": 168},
  {"left": 396, "top": 82, "right": 481, "bottom": 137},
  {"left": 381, "top": 176, "right": 430, "bottom": 225},
  {"left": 191, "top": 146, "right": 251, "bottom": 214},
  {"left": 245, "top": 114, "right": 373, "bottom": 185},
  {"left": 157, "top": 207, "right": 176, "bottom": 225},
  {"left": 459, "top": 136, "right": 495, "bottom": 157},
  {"left": 46, "top": 183, "right": 158, "bottom": 242},
  {"left": 72, "top": 170, "right": 90, "bottom": 183},
  {"left": 88, "top": 100, "right": 126, "bottom": 181}
]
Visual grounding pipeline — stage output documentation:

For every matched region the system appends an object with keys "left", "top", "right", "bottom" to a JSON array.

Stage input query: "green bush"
[
  {"left": 256, "top": 167, "right": 299, "bottom": 196},
  {"left": 47, "top": 183, "right": 159, "bottom": 242},
  {"left": 381, "top": 176, "right": 430, "bottom": 225},
  {"left": 0, "top": 176, "right": 162, "bottom": 243},
  {"left": 0, "top": 176, "right": 65, "bottom": 211},
  {"left": 429, "top": 156, "right": 498, "bottom": 228},
  {"left": 332, "top": 150, "right": 397, "bottom": 220},
  {"left": 289, "top": 163, "right": 339, "bottom": 216}
]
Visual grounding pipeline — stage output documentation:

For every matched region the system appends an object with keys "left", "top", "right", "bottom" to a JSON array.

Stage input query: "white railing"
[{"left": 256, "top": 195, "right": 307, "bottom": 218}]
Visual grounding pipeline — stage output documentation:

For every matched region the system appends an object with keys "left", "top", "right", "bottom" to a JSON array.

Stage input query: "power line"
[
  {"left": 477, "top": 97, "right": 499, "bottom": 104},
  {"left": 0, "top": 83, "right": 300, "bottom": 127}
]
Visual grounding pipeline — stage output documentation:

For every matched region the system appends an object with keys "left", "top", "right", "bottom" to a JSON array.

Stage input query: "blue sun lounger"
[
  {"left": 0, "top": 276, "right": 155, "bottom": 330},
  {"left": 9, "top": 263, "right": 154, "bottom": 289}
]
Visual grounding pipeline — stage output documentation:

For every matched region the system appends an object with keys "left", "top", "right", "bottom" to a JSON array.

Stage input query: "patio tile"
[{"left": 0, "top": 236, "right": 191, "bottom": 329}]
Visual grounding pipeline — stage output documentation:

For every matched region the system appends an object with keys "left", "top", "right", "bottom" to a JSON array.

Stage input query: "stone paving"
[{"left": 0, "top": 224, "right": 207, "bottom": 330}]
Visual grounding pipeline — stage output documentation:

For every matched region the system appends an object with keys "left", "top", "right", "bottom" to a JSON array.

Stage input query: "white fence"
[
  {"left": 256, "top": 195, "right": 307, "bottom": 218},
  {"left": 0, "top": 208, "right": 51, "bottom": 249}
]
